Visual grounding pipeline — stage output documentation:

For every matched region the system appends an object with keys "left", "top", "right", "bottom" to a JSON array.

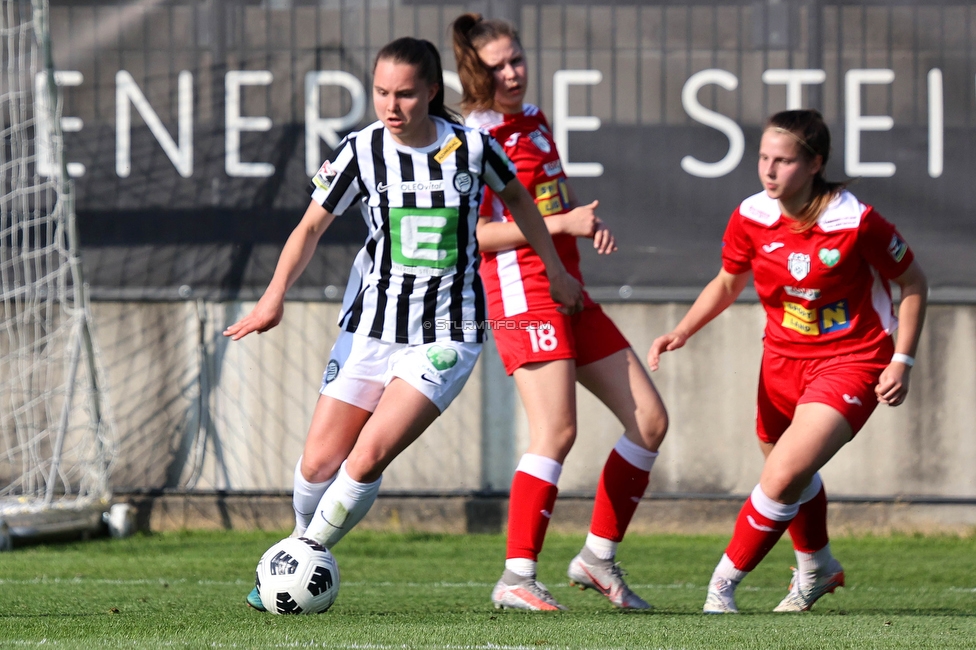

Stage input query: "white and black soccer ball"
[{"left": 255, "top": 537, "right": 340, "bottom": 614}]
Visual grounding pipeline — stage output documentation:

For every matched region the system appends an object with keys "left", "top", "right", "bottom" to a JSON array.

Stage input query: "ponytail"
[
  {"left": 451, "top": 13, "right": 522, "bottom": 113},
  {"left": 374, "top": 37, "right": 461, "bottom": 124}
]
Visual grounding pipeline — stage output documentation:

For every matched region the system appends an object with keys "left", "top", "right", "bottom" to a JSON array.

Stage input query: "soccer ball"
[{"left": 255, "top": 536, "right": 340, "bottom": 614}]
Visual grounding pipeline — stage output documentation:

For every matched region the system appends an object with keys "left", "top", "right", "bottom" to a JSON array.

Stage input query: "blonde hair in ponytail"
[
  {"left": 451, "top": 13, "right": 522, "bottom": 113},
  {"left": 765, "top": 110, "right": 845, "bottom": 233}
]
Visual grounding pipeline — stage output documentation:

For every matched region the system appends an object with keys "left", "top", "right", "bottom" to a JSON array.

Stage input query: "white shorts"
[{"left": 320, "top": 330, "right": 482, "bottom": 413}]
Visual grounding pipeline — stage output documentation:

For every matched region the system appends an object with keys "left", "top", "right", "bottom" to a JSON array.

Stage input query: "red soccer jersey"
[
  {"left": 466, "top": 105, "right": 589, "bottom": 318},
  {"left": 722, "top": 190, "right": 915, "bottom": 359}
]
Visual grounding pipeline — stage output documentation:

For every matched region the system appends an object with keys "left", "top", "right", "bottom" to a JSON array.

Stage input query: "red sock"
[
  {"left": 506, "top": 471, "right": 558, "bottom": 561},
  {"left": 588, "top": 449, "right": 651, "bottom": 542},
  {"left": 725, "top": 496, "right": 792, "bottom": 572},
  {"left": 788, "top": 485, "right": 829, "bottom": 553}
]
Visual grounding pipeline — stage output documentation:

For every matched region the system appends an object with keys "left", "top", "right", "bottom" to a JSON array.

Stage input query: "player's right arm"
[
  {"left": 647, "top": 268, "right": 750, "bottom": 371},
  {"left": 224, "top": 200, "right": 337, "bottom": 340}
]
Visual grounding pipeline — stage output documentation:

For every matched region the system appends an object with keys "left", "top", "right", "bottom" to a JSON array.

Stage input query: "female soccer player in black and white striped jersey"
[{"left": 224, "top": 36, "right": 583, "bottom": 612}]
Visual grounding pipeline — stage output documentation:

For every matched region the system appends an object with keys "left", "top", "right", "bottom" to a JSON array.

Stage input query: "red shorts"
[
  {"left": 756, "top": 339, "right": 894, "bottom": 443},
  {"left": 490, "top": 302, "right": 630, "bottom": 375}
]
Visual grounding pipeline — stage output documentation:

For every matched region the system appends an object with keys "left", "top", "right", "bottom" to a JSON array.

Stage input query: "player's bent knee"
[
  {"left": 635, "top": 408, "right": 668, "bottom": 449},
  {"left": 301, "top": 455, "right": 343, "bottom": 483},
  {"left": 344, "top": 449, "right": 389, "bottom": 484}
]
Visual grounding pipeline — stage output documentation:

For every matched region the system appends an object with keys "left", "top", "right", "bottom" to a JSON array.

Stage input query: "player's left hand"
[
  {"left": 876, "top": 362, "right": 911, "bottom": 406},
  {"left": 223, "top": 292, "right": 285, "bottom": 340},
  {"left": 592, "top": 219, "right": 617, "bottom": 255}
]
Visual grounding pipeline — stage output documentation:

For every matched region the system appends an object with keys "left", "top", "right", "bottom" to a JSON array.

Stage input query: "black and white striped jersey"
[{"left": 310, "top": 116, "right": 517, "bottom": 343}]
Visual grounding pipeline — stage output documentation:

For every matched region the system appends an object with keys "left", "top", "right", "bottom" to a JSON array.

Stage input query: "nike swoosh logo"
[
  {"left": 376, "top": 182, "right": 390, "bottom": 193},
  {"left": 420, "top": 373, "right": 442, "bottom": 385},
  {"left": 747, "top": 515, "right": 776, "bottom": 532},
  {"left": 540, "top": 509, "right": 552, "bottom": 519},
  {"left": 843, "top": 394, "right": 863, "bottom": 406},
  {"left": 762, "top": 242, "right": 785, "bottom": 253},
  {"left": 318, "top": 512, "right": 344, "bottom": 529}
]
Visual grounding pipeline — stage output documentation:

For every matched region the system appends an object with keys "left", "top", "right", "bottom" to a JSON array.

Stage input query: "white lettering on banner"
[
  {"left": 680, "top": 69, "right": 744, "bottom": 178},
  {"left": 225, "top": 71, "right": 274, "bottom": 178},
  {"left": 305, "top": 71, "right": 367, "bottom": 176},
  {"left": 116, "top": 70, "right": 193, "bottom": 178},
  {"left": 845, "top": 69, "right": 895, "bottom": 177},
  {"left": 35, "top": 70, "right": 85, "bottom": 177},
  {"left": 761, "top": 69, "right": 826, "bottom": 110},
  {"left": 928, "top": 68, "right": 943, "bottom": 179},
  {"left": 41, "top": 66, "right": 952, "bottom": 182},
  {"left": 553, "top": 69, "right": 603, "bottom": 178}
]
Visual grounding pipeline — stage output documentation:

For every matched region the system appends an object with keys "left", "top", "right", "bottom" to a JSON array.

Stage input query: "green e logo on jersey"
[{"left": 389, "top": 207, "right": 459, "bottom": 270}]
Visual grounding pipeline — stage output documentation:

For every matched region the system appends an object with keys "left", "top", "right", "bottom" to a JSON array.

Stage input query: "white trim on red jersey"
[
  {"left": 738, "top": 190, "right": 868, "bottom": 231},
  {"left": 817, "top": 192, "right": 866, "bottom": 232},
  {"left": 466, "top": 103, "right": 542, "bottom": 133}
]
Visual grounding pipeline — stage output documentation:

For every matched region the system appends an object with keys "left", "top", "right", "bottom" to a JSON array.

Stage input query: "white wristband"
[{"left": 891, "top": 353, "right": 915, "bottom": 367}]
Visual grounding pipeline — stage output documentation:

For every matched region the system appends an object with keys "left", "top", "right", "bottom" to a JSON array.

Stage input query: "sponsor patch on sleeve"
[
  {"left": 888, "top": 233, "right": 908, "bottom": 262},
  {"left": 312, "top": 160, "right": 337, "bottom": 192}
]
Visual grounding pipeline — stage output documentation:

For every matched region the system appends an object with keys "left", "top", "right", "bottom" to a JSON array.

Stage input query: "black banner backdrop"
[{"left": 42, "top": 1, "right": 976, "bottom": 301}]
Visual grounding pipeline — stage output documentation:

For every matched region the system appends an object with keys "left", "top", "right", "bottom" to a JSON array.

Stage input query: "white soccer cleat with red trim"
[
  {"left": 773, "top": 558, "right": 845, "bottom": 612},
  {"left": 491, "top": 569, "right": 567, "bottom": 611},
  {"left": 567, "top": 547, "right": 650, "bottom": 610},
  {"left": 703, "top": 576, "right": 740, "bottom": 614}
]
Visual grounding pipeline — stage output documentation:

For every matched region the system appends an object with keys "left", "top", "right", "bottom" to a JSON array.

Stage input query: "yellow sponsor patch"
[
  {"left": 782, "top": 301, "right": 820, "bottom": 335},
  {"left": 783, "top": 313, "right": 820, "bottom": 336},
  {"left": 535, "top": 180, "right": 559, "bottom": 200},
  {"left": 783, "top": 301, "right": 816, "bottom": 323},
  {"left": 434, "top": 136, "right": 463, "bottom": 163},
  {"left": 537, "top": 196, "right": 564, "bottom": 216}
]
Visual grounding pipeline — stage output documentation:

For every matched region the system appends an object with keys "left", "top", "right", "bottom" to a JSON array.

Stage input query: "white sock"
[
  {"left": 505, "top": 558, "right": 537, "bottom": 578},
  {"left": 796, "top": 543, "right": 834, "bottom": 583},
  {"left": 291, "top": 456, "right": 336, "bottom": 537},
  {"left": 304, "top": 461, "right": 382, "bottom": 549},
  {"left": 751, "top": 484, "right": 800, "bottom": 521},
  {"left": 713, "top": 553, "right": 748, "bottom": 585},
  {"left": 614, "top": 435, "right": 659, "bottom": 472},
  {"left": 585, "top": 533, "right": 618, "bottom": 561}
]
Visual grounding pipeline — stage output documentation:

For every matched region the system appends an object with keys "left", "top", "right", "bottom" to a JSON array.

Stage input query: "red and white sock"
[
  {"left": 788, "top": 473, "right": 833, "bottom": 580},
  {"left": 586, "top": 436, "right": 657, "bottom": 560},
  {"left": 788, "top": 472, "right": 829, "bottom": 553},
  {"left": 505, "top": 454, "right": 561, "bottom": 578},
  {"left": 724, "top": 484, "right": 798, "bottom": 573}
]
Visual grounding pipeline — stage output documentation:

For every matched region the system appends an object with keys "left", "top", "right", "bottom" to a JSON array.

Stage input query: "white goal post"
[{"left": 0, "top": 0, "right": 119, "bottom": 546}]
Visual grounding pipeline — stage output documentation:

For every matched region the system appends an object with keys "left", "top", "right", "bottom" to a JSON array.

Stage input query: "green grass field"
[{"left": 1, "top": 529, "right": 975, "bottom": 649}]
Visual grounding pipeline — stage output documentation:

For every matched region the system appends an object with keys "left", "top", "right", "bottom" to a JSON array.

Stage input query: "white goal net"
[{"left": 0, "top": 0, "right": 114, "bottom": 536}]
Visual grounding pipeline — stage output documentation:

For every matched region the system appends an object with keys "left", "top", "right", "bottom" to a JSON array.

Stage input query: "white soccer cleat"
[
  {"left": 567, "top": 547, "right": 651, "bottom": 610},
  {"left": 773, "top": 558, "right": 845, "bottom": 612},
  {"left": 491, "top": 569, "right": 567, "bottom": 611},
  {"left": 703, "top": 576, "right": 739, "bottom": 614}
]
